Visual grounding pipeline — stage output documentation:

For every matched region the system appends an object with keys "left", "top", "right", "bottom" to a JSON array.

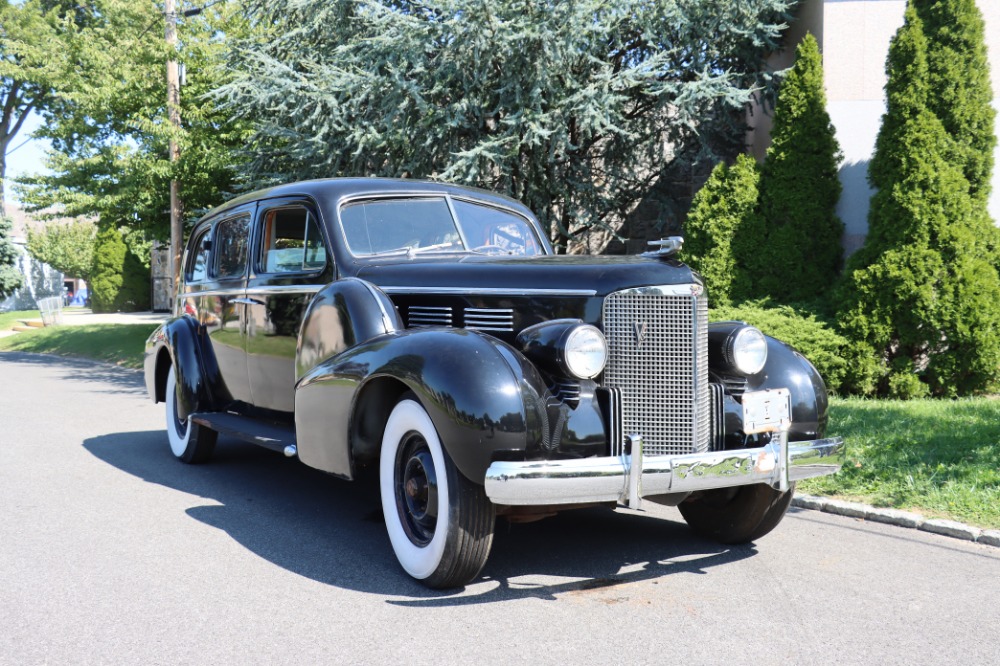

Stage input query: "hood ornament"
[{"left": 642, "top": 236, "right": 683, "bottom": 258}]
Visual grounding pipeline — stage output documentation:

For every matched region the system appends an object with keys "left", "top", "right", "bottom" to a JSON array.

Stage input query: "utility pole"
[{"left": 165, "top": 0, "right": 183, "bottom": 304}]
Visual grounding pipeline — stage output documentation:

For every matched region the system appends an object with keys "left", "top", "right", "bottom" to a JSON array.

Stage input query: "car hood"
[{"left": 354, "top": 254, "right": 701, "bottom": 298}]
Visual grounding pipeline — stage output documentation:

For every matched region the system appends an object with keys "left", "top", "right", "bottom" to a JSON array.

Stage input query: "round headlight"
[
  {"left": 563, "top": 325, "right": 608, "bottom": 379},
  {"left": 731, "top": 326, "right": 768, "bottom": 375}
]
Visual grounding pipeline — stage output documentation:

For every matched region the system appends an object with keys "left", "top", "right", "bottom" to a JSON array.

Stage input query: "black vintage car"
[{"left": 144, "top": 178, "right": 844, "bottom": 588}]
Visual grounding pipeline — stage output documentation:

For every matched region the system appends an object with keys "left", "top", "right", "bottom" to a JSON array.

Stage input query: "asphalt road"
[{"left": 2, "top": 351, "right": 999, "bottom": 665}]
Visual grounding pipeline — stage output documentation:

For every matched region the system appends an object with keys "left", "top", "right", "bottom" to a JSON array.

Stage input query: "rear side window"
[
  {"left": 186, "top": 226, "right": 211, "bottom": 283},
  {"left": 259, "top": 207, "right": 327, "bottom": 273},
  {"left": 213, "top": 215, "right": 250, "bottom": 279}
]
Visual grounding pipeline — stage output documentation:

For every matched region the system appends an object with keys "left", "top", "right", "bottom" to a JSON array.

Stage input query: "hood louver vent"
[
  {"left": 407, "top": 305, "right": 453, "bottom": 327},
  {"left": 464, "top": 308, "right": 514, "bottom": 332}
]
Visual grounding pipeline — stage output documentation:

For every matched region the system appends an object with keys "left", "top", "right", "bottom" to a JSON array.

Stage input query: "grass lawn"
[
  {"left": 0, "top": 309, "right": 39, "bottom": 330},
  {"left": 0, "top": 323, "right": 157, "bottom": 369},
  {"left": 801, "top": 397, "right": 1000, "bottom": 529}
]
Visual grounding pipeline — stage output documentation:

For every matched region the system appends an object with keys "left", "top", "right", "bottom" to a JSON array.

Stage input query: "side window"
[
  {"left": 213, "top": 215, "right": 250, "bottom": 279},
  {"left": 259, "top": 207, "right": 327, "bottom": 273},
  {"left": 186, "top": 226, "right": 211, "bottom": 283}
]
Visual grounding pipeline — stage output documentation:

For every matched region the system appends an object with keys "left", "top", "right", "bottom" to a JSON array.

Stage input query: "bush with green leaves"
[
  {"left": 90, "top": 223, "right": 125, "bottom": 313},
  {"left": 711, "top": 300, "right": 848, "bottom": 393},
  {"left": 682, "top": 154, "right": 761, "bottom": 306},
  {"left": 751, "top": 33, "right": 844, "bottom": 302},
  {"left": 836, "top": 5, "right": 1000, "bottom": 398}
]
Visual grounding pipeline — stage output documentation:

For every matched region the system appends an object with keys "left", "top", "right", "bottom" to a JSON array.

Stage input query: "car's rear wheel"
[
  {"left": 165, "top": 365, "right": 217, "bottom": 463},
  {"left": 380, "top": 397, "right": 495, "bottom": 588},
  {"left": 678, "top": 482, "right": 795, "bottom": 544}
]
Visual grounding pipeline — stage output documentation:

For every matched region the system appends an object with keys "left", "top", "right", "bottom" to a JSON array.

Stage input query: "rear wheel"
[
  {"left": 678, "top": 482, "right": 795, "bottom": 544},
  {"left": 380, "top": 397, "right": 495, "bottom": 588},
  {"left": 165, "top": 366, "right": 217, "bottom": 464}
]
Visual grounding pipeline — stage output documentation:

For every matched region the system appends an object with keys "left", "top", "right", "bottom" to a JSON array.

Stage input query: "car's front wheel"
[
  {"left": 678, "top": 482, "right": 795, "bottom": 544},
  {"left": 380, "top": 397, "right": 495, "bottom": 588},
  {"left": 165, "top": 365, "right": 217, "bottom": 463}
]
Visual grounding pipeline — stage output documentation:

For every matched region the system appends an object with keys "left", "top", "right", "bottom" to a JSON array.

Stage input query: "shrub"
[
  {"left": 682, "top": 154, "right": 761, "bottom": 306},
  {"left": 836, "top": 5, "right": 1000, "bottom": 397},
  {"left": 0, "top": 214, "right": 23, "bottom": 300},
  {"left": 751, "top": 33, "right": 844, "bottom": 302},
  {"left": 710, "top": 300, "right": 849, "bottom": 393},
  {"left": 90, "top": 223, "right": 125, "bottom": 313}
]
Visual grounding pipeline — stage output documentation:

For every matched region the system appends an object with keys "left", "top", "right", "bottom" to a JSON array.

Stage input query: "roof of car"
[{"left": 199, "top": 177, "right": 535, "bottom": 223}]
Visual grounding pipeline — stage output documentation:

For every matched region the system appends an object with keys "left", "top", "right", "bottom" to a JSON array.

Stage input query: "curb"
[{"left": 793, "top": 494, "right": 1000, "bottom": 548}]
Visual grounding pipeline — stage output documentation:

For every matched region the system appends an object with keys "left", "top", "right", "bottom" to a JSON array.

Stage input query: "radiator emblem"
[{"left": 633, "top": 321, "right": 649, "bottom": 349}]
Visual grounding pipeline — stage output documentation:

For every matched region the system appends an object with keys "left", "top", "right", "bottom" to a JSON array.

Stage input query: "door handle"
[{"left": 232, "top": 297, "right": 266, "bottom": 306}]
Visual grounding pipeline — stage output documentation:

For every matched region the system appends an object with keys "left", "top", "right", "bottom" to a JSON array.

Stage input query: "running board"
[{"left": 188, "top": 412, "right": 298, "bottom": 457}]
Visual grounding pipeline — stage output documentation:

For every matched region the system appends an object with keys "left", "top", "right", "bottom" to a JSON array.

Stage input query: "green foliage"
[
  {"left": 710, "top": 300, "right": 849, "bottom": 393},
  {"left": 25, "top": 219, "right": 95, "bottom": 284},
  {"left": 118, "top": 242, "right": 150, "bottom": 312},
  {"left": 89, "top": 223, "right": 124, "bottom": 313},
  {"left": 837, "top": 5, "right": 1000, "bottom": 397},
  {"left": 683, "top": 154, "right": 761, "bottom": 306},
  {"left": 915, "top": 0, "right": 995, "bottom": 202},
  {"left": 752, "top": 34, "right": 843, "bottom": 302},
  {"left": 0, "top": 0, "right": 74, "bottom": 210},
  {"left": 217, "top": 0, "right": 795, "bottom": 248},
  {"left": 15, "top": 1, "right": 252, "bottom": 240},
  {"left": 0, "top": 214, "right": 23, "bottom": 299}
]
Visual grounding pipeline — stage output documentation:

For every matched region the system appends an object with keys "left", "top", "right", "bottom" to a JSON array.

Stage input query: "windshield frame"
[{"left": 336, "top": 192, "right": 550, "bottom": 260}]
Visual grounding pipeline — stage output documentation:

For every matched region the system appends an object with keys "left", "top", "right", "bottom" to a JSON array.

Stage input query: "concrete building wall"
[{"left": 775, "top": 0, "right": 1000, "bottom": 254}]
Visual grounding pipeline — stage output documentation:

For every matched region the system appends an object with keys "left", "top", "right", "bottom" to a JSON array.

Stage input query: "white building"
[
  {"left": 1, "top": 204, "right": 65, "bottom": 311},
  {"left": 749, "top": 0, "right": 1000, "bottom": 255}
]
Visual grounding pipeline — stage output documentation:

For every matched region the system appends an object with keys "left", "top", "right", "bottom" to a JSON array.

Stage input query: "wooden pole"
[{"left": 165, "top": 0, "right": 183, "bottom": 306}]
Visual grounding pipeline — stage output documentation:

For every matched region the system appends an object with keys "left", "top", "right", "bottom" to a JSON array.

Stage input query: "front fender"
[
  {"left": 749, "top": 336, "right": 830, "bottom": 440},
  {"left": 294, "top": 328, "right": 549, "bottom": 483}
]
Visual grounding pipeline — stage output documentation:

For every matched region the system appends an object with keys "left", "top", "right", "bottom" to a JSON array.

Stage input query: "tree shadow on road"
[
  {"left": 0, "top": 351, "right": 146, "bottom": 396},
  {"left": 83, "top": 430, "right": 757, "bottom": 605}
]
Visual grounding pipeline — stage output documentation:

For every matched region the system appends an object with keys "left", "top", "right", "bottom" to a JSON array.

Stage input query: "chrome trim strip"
[
  {"left": 484, "top": 436, "right": 845, "bottom": 506},
  {"left": 184, "top": 285, "right": 323, "bottom": 298},
  {"left": 381, "top": 286, "right": 597, "bottom": 296}
]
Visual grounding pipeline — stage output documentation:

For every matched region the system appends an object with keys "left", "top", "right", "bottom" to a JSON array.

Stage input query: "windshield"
[{"left": 340, "top": 196, "right": 545, "bottom": 257}]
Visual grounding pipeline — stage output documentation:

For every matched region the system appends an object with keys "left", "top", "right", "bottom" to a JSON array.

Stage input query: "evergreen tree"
[
  {"left": 915, "top": 0, "right": 995, "bottom": 202},
  {"left": 682, "top": 154, "right": 761, "bottom": 306},
  {"left": 836, "top": 5, "right": 1000, "bottom": 397},
  {"left": 753, "top": 33, "right": 843, "bottom": 302},
  {"left": 90, "top": 222, "right": 125, "bottom": 313},
  {"left": 217, "top": 0, "right": 795, "bottom": 249},
  {"left": 0, "top": 214, "right": 23, "bottom": 299}
]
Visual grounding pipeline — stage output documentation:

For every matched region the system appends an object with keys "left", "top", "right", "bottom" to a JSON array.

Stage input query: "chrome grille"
[{"left": 601, "top": 286, "right": 710, "bottom": 457}]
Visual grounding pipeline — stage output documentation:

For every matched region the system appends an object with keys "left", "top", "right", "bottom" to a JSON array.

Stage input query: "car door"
[
  {"left": 244, "top": 198, "right": 333, "bottom": 413},
  {"left": 183, "top": 205, "right": 255, "bottom": 405}
]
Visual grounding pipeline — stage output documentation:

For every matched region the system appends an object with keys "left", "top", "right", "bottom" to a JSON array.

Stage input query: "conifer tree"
[
  {"left": 90, "top": 222, "right": 125, "bottom": 313},
  {"left": 682, "top": 154, "right": 761, "bottom": 306},
  {"left": 0, "top": 214, "right": 23, "bottom": 300},
  {"left": 915, "top": 0, "right": 995, "bottom": 202},
  {"left": 217, "top": 0, "right": 795, "bottom": 247},
  {"left": 753, "top": 33, "right": 843, "bottom": 302},
  {"left": 836, "top": 5, "right": 1000, "bottom": 397}
]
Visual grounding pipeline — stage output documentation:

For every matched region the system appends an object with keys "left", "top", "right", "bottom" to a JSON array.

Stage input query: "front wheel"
[
  {"left": 678, "top": 482, "right": 795, "bottom": 544},
  {"left": 165, "top": 365, "right": 217, "bottom": 464},
  {"left": 380, "top": 397, "right": 495, "bottom": 588}
]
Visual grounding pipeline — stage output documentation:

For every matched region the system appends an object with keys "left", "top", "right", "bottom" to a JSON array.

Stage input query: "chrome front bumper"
[{"left": 484, "top": 432, "right": 845, "bottom": 509}]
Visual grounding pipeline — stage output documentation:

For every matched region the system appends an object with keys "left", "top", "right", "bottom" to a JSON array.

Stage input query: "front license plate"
[{"left": 742, "top": 388, "right": 791, "bottom": 434}]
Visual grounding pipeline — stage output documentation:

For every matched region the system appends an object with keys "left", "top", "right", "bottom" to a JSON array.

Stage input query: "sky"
[{"left": 4, "top": 111, "right": 51, "bottom": 204}]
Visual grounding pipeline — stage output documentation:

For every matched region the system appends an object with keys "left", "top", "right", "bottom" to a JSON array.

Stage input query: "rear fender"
[{"left": 143, "top": 317, "right": 223, "bottom": 420}]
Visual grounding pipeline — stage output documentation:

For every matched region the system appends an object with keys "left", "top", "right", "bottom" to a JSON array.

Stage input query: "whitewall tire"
[
  {"left": 165, "top": 365, "right": 217, "bottom": 464},
  {"left": 380, "top": 397, "right": 495, "bottom": 588}
]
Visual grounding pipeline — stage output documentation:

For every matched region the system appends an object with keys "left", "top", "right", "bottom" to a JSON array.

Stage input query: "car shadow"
[{"left": 84, "top": 430, "right": 757, "bottom": 604}]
